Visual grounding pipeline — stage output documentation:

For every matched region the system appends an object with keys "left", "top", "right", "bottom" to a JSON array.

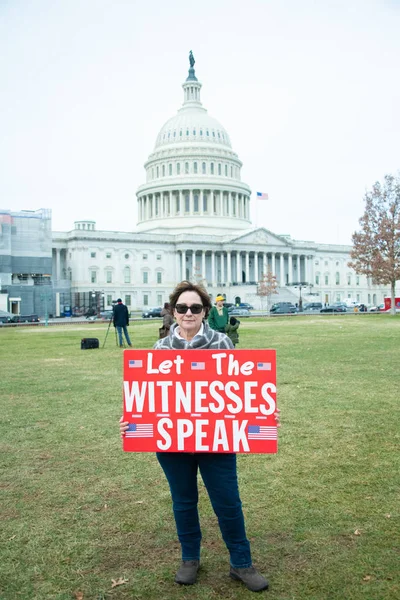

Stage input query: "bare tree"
[
  {"left": 348, "top": 173, "right": 400, "bottom": 314},
  {"left": 257, "top": 270, "right": 279, "bottom": 312}
]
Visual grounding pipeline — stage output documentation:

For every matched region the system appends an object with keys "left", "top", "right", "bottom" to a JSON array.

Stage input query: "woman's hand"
[
  {"left": 119, "top": 416, "right": 129, "bottom": 438},
  {"left": 274, "top": 408, "right": 281, "bottom": 427}
]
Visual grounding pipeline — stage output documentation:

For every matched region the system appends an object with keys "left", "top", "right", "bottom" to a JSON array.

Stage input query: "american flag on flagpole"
[{"left": 256, "top": 192, "right": 269, "bottom": 200}]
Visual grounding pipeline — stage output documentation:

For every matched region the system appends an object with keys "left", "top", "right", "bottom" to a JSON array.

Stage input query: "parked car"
[
  {"left": 332, "top": 303, "right": 348, "bottom": 312},
  {"left": 142, "top": 307, "right": 162, "bottom": 318},
  {"left": 100, "top": 310, "right": 114, "bottom": 320},
  {"left": 270, "top": 302, "right": 297, "bottom": 314},
  {"left": 369, "top": 303, "right": 385, "bottom": 312},
  {"left": 320, "top": 305, "right": 347, "bottom": 313},
  {"left": 228, "top": 308, "right": 251, "bottom": 317},
  {"left": 0, "top": 315, "right": 12, "bottom": 324},
  {"left": 303, "top": 302, "right": 323, "bottom": 311},
  {"left": 238, "top": 303, "right": 254, "bottom": 310},
  {"left": 10, "top": 314, "right": 40, "bottom": 323}
]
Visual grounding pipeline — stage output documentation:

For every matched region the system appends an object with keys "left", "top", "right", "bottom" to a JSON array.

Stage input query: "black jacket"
[{"left": 113, "top": 303, "right": 129, "bottom": 327}]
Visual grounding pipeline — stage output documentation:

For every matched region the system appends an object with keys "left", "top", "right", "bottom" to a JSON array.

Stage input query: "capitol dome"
[{"left": 136, "top": 56, "right": 251, "bottom": 233}]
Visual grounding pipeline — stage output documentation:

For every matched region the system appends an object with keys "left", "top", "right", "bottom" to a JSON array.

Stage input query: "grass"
[{"left": 1, "top": 315, "right": 399, "bottom": 600}]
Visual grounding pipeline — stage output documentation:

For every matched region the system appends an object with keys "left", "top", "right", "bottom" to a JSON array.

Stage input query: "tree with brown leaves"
[
  {"left": 348, "top": 173, "right": 400, "bottom": 315},
  {"left": 257, "top": 270, "right": 279, "bottom": 312}
]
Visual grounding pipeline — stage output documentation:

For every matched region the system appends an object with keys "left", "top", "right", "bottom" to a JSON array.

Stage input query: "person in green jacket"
[
  {"left": 225, "top": 316, "right": 240, "bottom": 347},
  {"left": 208, "top": 295, "right": 229, "bottom": 332}
]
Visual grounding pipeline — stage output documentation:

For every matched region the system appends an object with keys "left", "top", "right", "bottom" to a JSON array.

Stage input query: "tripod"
[{"left": 103, "top": 315, "right": 118, "bottom": 348}]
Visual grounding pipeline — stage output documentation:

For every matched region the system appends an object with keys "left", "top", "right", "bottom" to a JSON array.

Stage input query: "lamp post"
[
  {"left": 40, "top": 290, "right": 52, "bottom": 326},
  {"left": 286, "top": 281, "right": 309, "bottom": 312}
]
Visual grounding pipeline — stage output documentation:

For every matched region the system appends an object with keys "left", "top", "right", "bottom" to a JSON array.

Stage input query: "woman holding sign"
[{"left": 120, "top": 280, "right": 275, "bottom": 592}]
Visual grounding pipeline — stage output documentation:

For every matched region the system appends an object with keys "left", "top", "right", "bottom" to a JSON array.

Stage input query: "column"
[
  {"left": 271, "top": 252, "right": 276, "bottom": 276},
  {"left": 176, "top": 251, "right": 180, "bottom": 282},
  {"left": 202, "top": 250, "right": 206, "bottom": 282},
  {"left": 200, "top": 190, "right": 204, "bottom": 216},
  {"left": 211, "top": 251, "right": 215, "bottom": 286},
  {"left": 245, "top": 251, "right": 250, "bottom": 283},
  {"left": 288, "top": 254, "right": 293, "bottom": 283},
  {"left": 280, "top": 254, "right": 284, "bottom": 285},
  {"left": 221, "top": 252, "right": 225, "bottom": 284},
  {"left": 189, "top": 190, "right": 193, "bottom": 215},
  {"left": 182, "top": 250, "right": 186, "bottom": 280},
  {"left": 227, "top": 250, "right": 231, "bottom": 285},
  {"left": 236, "top": 251, "right": 241, "bottom": 283},
  {"left": 263, "top": 252, "right": 268, "bottom": 276},
  {"left": 56, "top": 249, "right": 61, "bottom": 282}
]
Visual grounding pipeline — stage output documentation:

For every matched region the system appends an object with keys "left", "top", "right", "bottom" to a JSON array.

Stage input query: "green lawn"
[{"left": 1, "top": 315, "right": 399, "bottom": 600}]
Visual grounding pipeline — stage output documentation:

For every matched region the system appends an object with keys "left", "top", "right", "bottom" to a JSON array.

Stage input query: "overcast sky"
[{"left": 1, "top": 0, "right": 399, "bottom": 244}]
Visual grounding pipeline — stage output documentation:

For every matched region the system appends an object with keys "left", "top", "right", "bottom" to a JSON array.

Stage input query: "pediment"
[{"left": 228, "top": 227, "right": 291, "bottom": 248}]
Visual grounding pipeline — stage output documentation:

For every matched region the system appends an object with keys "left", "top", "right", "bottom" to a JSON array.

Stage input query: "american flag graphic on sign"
[
  {"left": 126, "top": 423, "right": 154, "bottom": 438},
  {"left": 257, "top": 362, "right": 272, "bottom": 371},
  {"left": 191, "top": 362, "right": 205, "bottom": 370},
  {"left": 129, "top": 360, "right": 143, "bottom": 368},
  {"left": 248, "top": 425, "right": 278, "bottom": 440}
]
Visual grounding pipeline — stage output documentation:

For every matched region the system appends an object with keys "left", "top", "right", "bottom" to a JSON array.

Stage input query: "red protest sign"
[{"left": 123, "top": 349, "right": 277, "bottom": 454}]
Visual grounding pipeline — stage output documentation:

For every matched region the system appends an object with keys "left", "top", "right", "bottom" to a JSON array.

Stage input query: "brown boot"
[
  {"left": 230, "top": 566, "right": 269, "bottom": 592},
  {"left": 175, "top": 560, "right": 200, "bottom": 585}
]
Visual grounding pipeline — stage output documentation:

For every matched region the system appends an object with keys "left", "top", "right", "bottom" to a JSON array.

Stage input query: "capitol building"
[{"left": 0, "top": 57, "right": 391, "bottom": 317}]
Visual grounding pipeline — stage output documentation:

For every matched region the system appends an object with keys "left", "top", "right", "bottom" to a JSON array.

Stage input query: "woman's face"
[
  {"left": 216, "top": 299, "right": 224, "bottom": 308},
  {"left": 173, "top": 290, "right": 205, "bottom": 339}
]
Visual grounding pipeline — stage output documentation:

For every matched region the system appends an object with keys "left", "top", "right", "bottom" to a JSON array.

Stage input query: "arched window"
[
  {"left": 202, "top": 162, "right": 206, "bottom": 174},
  {"left": 185, "top": 162, "right": 189, "bottom": 174},
  {"left": 194, "top": 194, "right": 199, "bottom": 212},
  {"left": 336, "top": 272, "right": 340, "bottom": 285},
  {"left": 162, "top": 165, "right": 165, "bottom": 177},
  {"left": 185, "top": 194, "right": 190, "bottom": 213},
  {"left": 156, "top": 166, "right": 159, "bottom": 178},
  {"left": 218, "top": 163, "right": 222, "bottom": 175},
  {"left": 210, "top": 162, "right": 214, "bottom": 175},
  {"left": 225, "top": 164, "right": 228, "bottom": 176},
  {"left": 194, "top": 162, "right": 198, "bottom": 174},
  {"left": 124, "top": 267, "right": 131, "bottom": 284},
  {"left": 169, "top": 164, "right": 172, "bottom": 176},
  {"left": 177, "top": 163, "right": 181, "bottom": 175},
  {"left": 203, "top": 193, "right": 208, "bottom": 212}
]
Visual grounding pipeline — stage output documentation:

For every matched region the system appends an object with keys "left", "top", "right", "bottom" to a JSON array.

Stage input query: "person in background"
[
  {"left": 113, "top": 298, "right": 132, "bottom": 347},
  {"left": 208, "top": 294, "right": 229, "bottom": 333},
  {"left": 225, "top": 316, "right": 240, "bottom": 347},
  {"left": 159, "top": 302, "right": 174, "bottom": 339},
  {"left": 120, "top": 280, "right": 280, "bottom": 592}
]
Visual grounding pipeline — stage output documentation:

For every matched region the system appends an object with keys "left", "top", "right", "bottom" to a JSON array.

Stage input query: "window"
[
  {"left": 315, "top": 261, "right": 319, "bottom": 265},
  {"left": 156, "top": 254, "right": 161, "bottom": 260},
  {"left": 194, "top": 162, "right": 198, "bottom": 174},
  {"left": 125, "top": 253, "right": 129, "bottom": 259},
  {"left": 91, "top": 271, "right": 97, "bottom": 283},
  {"left": 325, "top": 275, "right": 329, "bottom": 285},
  {"left": 336, "top": 272, "right": 340, "bottom": 285},
  {"left": 347, "top": 275, "right": 351, "bottom": 285},
  {"left": 176, "top": 195, "right": 180, "bottom": 213},
  {"left": 336, "top": 261, "right": 339, "bottom": 266},
  {"left": 106, "top": 271, "right": 112, "bottom": 284},
  {"left": 202, "top": 162, "right": 206, "bottom": 174},
  {"left": 157, "top": 294, "right": 163, "bottom": 305},
  {"left": 91, "top": 252, "right": 96, "bottom": 258},
  {"left": 142, "top": 254, "right": 148, "bottom": 260},
  {"left": 325, "top": 261, "right": 328, "bottom": 266},
  {"left": 231, "top": 166, "right": 233, "bottom": 177},
  {"left": 125, "top": 295, "right": 131, "bottom": 306},
  {"left": 356, "top": 276, "right": 360, "bottom": 285},
  {"left": 185, "top": 194, "right": 190, "bottom": 212},
  {"left": 356, "top": 294, "right": 360, "bottom": 302},
  {"left": 210, "top": 162, "right": 214, "bottom": 175},
  {"left": 169, "top": 164, "right": 172, "bottom": 176},
  {"left": 225, "top": 164, "right": 228, "bottom": 176},
  {"left": 194, "top": 194, "right": 199, "bottom": 212},
  {"left": 143, "top": 272, "right": 148, "bottom": 284},
  {"left": 203, "top": 194, "right": 208, "bottom": 212},
  {"left": 107, "top": 294, "right": 112, "bottom": 306},
  {"left": 177, "top": 163, "right": 181, "bottom": 175},
  {"left": 315, "top": 274, "right": 320, "bottom": 285},
  {"left": 185, "top": 162, "right": 189, "bottom": 174},
  {"left": 124, "top": 267, "right": 131, "bottom": 284},
  {"left": 157, "top": 272, "right": 162, "bottom": 284},
  {"left": 69, "top": 270, "right": 72, "bottom": 280},
  {"left": 218, "top": 163, "right": 221, "bottom": 175},
  {"left": 156, "top": 166, "right": 159, "bottom": 178},
  {"left": 143, "top": 294, "right": 149, "bottom": 306},
  {"left": 162, "top": 165, "right": 165, "bottom": 177},
  {"left": 106, "top": 252, "right": 111, "bottom": 259}
]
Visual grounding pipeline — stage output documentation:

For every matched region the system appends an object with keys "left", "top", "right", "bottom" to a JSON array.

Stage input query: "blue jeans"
[
  {"left": 156, "top": 452, "right": 252, "bottom": 568},
  {"left": 116, "top": 325, "right": 131, "bottom": 346}
]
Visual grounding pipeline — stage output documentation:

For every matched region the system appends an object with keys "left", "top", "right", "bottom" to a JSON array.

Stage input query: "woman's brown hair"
[{"left": 169, "top": 280, "right": 212, "bottom": 319}]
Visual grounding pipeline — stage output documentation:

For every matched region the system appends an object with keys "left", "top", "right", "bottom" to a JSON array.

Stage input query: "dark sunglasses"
[{"left": 175, "top": 303, "right": 204, "bottom": 314}]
